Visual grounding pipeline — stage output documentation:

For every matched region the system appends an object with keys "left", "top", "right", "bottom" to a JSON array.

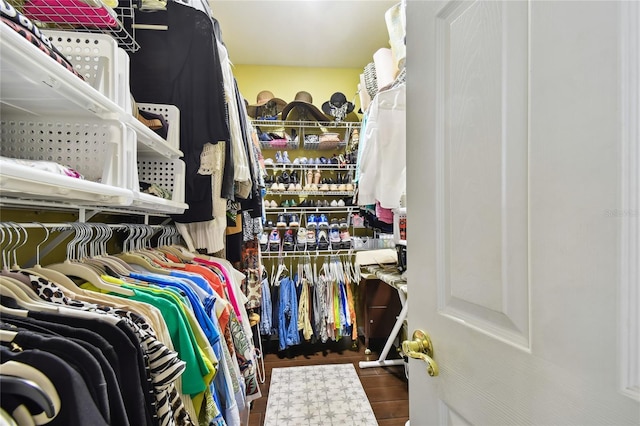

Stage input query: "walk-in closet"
[
  {"left": 3, "top": 0, "right": 638, "bottom": 425},
  {"left": 0, "top": 0, "right": 409, "bottom": 425}
]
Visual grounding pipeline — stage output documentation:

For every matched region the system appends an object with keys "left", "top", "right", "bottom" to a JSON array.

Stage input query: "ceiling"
[{"left": 208, "top": 0, "right": 398, "bottom": 68}]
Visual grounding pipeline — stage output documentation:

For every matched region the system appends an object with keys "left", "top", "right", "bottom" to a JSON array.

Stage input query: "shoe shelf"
[
  {"left": 264, "top": 206, "right": 357, "bottom": 214},
  {"left": 265, "top": 190, "right": 355, "bottom": 197},
  {"left": 264, "top": 164, "right": 356, "bottom": 171},
  {"left": 260, "top": 249, "right": 353, "bottom": 259},
  {"left": 253, "top": 119, "right": 358, "bottom": 151}
]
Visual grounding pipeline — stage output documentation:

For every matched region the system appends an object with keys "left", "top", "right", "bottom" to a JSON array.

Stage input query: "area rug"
[{"left": 264, "top": 363, "right": 378, "bottom": 426}]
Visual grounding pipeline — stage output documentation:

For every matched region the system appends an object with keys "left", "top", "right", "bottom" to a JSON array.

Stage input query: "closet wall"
[{"left": 234, "top": 64, "right": 363, "bottom": 116}]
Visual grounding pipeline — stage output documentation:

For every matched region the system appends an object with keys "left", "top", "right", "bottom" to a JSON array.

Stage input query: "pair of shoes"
[
  {"left": 277, "top": 213, "right": 300, "bottom": 228},
  {"left": 271, "top": 182, "right": 286, "bottom": 191},
  {"left": 259, "top": 231, "right": 269, "bottom": 251},
  {"left": 330, "top": 228, "right": 341, "bottom": 249},
  {"left": 265, "top": 200, "right": 278, "bottom": 208},
  {"left": 275, "top": 151, "right": 291, "bottom": 164},
  {"left": 340, "top": 229, "right": 352, "bottom": 248},
  {"left": 306, "top": 214, "right": 328, "bottom": 229},
  {"left": 306, "top": 228, "right": 317, "bottom": 250}
]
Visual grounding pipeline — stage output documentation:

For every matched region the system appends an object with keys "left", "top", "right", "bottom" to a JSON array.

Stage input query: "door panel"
[
  {"left": 436, "top": 0, "right": 530, "bottom": 348},
  {"left": 406, "top": 0, "right": 640, "bottom": 424}
]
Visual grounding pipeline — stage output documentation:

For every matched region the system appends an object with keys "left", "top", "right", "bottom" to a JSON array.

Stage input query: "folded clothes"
[
  {"left": 1, "top": 156, "right": 84, "bottom": 179},
  {"left": 139, "top": 181, "right": 172, "bottom": 199}
]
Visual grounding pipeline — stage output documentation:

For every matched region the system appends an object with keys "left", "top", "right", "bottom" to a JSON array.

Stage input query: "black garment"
[
  {"left": 29, "top": 311, "right": 154, "bottom": 426},
  {"left": 129, "top": 2, "right": 232, "bottom": 221},
  {"left": 5, "top": 331, "right": 111, "bottom": 423},
  {"left": 1, "top": 315, "right": 130, "bottom": 426},
  {"left": 0, "top": 346, "right": 109, "bottom": 426}
]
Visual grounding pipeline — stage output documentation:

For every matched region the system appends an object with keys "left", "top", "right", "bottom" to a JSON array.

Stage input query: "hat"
[
  {"left": 322, "top": 92, "right": 355, "bottom": 122},
  {"left": 247, "top": 90, "right": 287, "bottom": 119},
  {"left": 280, "top": 91, "right": 329, "bottom": 122}
]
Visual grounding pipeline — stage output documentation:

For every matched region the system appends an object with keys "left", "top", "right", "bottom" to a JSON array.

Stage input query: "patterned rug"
[{"left": 264, "top": 363, "right": 378, "bottom": 426}]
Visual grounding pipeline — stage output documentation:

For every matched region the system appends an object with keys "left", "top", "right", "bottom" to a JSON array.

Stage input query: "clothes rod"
[
  {"left": 132, "top": 23, "right": 168, "bottom": 30},
  {"left": 0, "top": 223, "right": 171, "bottom": 229}
]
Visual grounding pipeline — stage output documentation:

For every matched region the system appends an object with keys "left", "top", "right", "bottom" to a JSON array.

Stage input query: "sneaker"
[
  {"left": 268, "top": 229, "right": 281, "bottom": 251},
  {"left": 283, "top": 151, "right": 291, "bottom": 164},
  {"left": 259, "top": 231, "right": 269, "bottom": 251},
  {"left": 283, "top": 229, "right": 295, "bottom": 251},
  {"left": 330, "top": 199, "right": 338, "bottom": 207},
  {"left": 275, "top": 151, "right": 283, "bottom": 164},
  {"left": 296, "top": 227, "right": 307, "bottom": 251},
  {"left": 337, "top": 199, "right": 345, "bottom": 207},
  {"left": 329, "top": 228, "right": 341, "bottom": 249},
  {"left": 318, "top": 214, "right": 329, "bottom": 229},
  {"left": 289, "top": 199, "right": 297, "bottom": 207},
  {"left": 330, "top": 218, "right": 340, "bottom": 229},
  {"left": 307, "top": 214, "right": 317, "bottom": 229},
  {"left": 306, "top": 228, "right": 317, "bottom": 250},
  {"left": 317, "top": 229, "right": 329, "bottom": 250},
  {"left": 277, "top": 214, "right": 288, "bottom": 228},
  {"left": 339, "top": 217, "right": 349, "bottom": 228},
  {"left": 289, "top": 213, "right": 300, "bottom": 228},
  {"left": 281, "top": 199, "right": 290, "bottom": 208},
  {"left": 340, "top": 229, "right": 352, "bottom": 249}
]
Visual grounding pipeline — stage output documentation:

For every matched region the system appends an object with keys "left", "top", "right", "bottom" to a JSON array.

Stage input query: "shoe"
[
  {"left": 300, "top": 157, "right": 308, "bottom": 165},
  {"left": 340, "top": 229, "right": 352, "bottom": 249},
  {"left": 259, "top": 231, "right": 269, "bottom": 251},
  {"left": 282, "top": 151, "right": 291, "bottom": 164},
  {"left": 277, "top": 183, "right": 287, "bottom": 191},
  {"left": 337, "top": 199, "right": 345, "bottom": 207},
  {"left": 295, "top": 183, "right": 302, "bottom": 191},
  {"left": 296, "top": 227, "right": 307, "bottom": 251},
  {"left": 330, "top": 183, "right": 339, "bottom": 191},
  {"left": 275, "top": 151, "right": 283, "bottom": 164},
  {"left": 329, "top": 228, "right": 341, "bottom": 249},
  {"left": 306, "top": 228, "right": 317, "bottom": 250},
  {"left": 330, "top": 218, "right": 340, "bottom": 228},
  {"left": 339, "top": 217, "right": 349, "bottom": 228},
  {"left": 338, "top": 183, "right": 346, "bottom": 191},
  {"left": 293, "top": 157, "right": 300, "bottom": 165},
  {"left": 310, "top": 183, "right": 319, "bottom": 192},
  {"left": 307, "top": 214, "right": 317, "bottom": 229},
  {"left": 320, "top": 183, "right": 330, "bottom": 191},
  {"left": 314, "top": 170, "right": 322, "bottom": 185},
  {"left": 289, "top": 213, "right": 300, "bottom": 228},
  {"left": 317, "top": 230, "right": 329, "bottom": 250},
  {"left": 281, "top": 199, "right": 290, "bottom": 208},
  {"left": 277, "top": 214, "right": 288, "bottom": 228},
  {"left": 283, "top": 229, "right": 295, "bottom": 251},
  {"left": 330, "top": 199, "right": 338, "bottom": 207},
  {"left": 345, "top": 183, "right": 354, "bottom": 191},
  {"left": 289, "top": 199, "right": 297, "bottom": 207},
  {"left": 271, "top": 200, "right": 279, "bottom": 208},
  {"left": 318, "top": 214, "right": 329, "bottom": 229},
  {"left": 264, "top": 219, "right": 275, "bottom": 229},
  {"left": 323, "top": 200, "right": 330, "bottom": 207},
  {"left": 287, "top": 183, "right": 296, "bottom": 191},
  {"left": 264, "top": 158, "right": 274, "bottom": 166},
  {"left": 268, "top": 229, "right": 281, "bottom": 251}
]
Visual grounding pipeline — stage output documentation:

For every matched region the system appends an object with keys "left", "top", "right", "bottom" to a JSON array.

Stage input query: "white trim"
[{"left": 619, "top": 0, "right": 640, "bottom": 401}]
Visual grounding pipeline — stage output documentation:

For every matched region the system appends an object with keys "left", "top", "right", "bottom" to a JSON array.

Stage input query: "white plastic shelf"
[
  {"left": 0, "top": 25, "right": 182, "bottom": 160},
  {"left": 0, "top": 159, "right": 133, "bottom": 206}
]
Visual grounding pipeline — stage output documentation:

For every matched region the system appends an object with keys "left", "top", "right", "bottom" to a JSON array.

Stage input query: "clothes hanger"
[
  {"left": 0, "top": 375, "right": 55, "bottom": 418},
  {"left": 0, "top": 277, "right": 58, "bottom": 313},
  {"left": 115, "top": 225, "right": 170, "bottom": 275},
  {"left": 45, "top": 224, "right": 135, "bottom": 296},
  {"left": 0, "top": 223, "right": 32, "bottom": 286}
]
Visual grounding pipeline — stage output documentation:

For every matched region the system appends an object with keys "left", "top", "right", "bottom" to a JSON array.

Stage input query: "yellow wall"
[{"left": 233, "top": 64, "right": 363, "bottom": 118}]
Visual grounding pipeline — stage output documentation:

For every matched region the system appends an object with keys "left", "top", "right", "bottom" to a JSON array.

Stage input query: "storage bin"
[
  {"left": 0, "top": 117, "right": 133, "bottom": 189},
  {"left": 43, "top": 30, "right": 124, "bottom": 107},
  {"left": 138, "top": 103, "right": 180, "bottom": 150},
  {"left": 131, "top": 152, "right": 187, "bottom": 214}
]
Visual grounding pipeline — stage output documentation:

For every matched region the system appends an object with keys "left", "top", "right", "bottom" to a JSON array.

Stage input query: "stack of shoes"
[
  {"left": 259, "top": 231, "right": 269, "bottom": 251},
  {"left": 268, "top": 229, "right": 281, "bottom": 252},
  {"left": 306, "top": 228, "right": 317, "bottom": 250},
  {"left": 317, "top": 229, "right": 329, "bottom": 251},
  {"left": 329, "top": 228, "right": 341, "bottom": 250},
  {"left": 296, "top": 227, "right": 307, "bottom": 251},
  {"left": 283, "top": 229, "right": 295, "bottom": 251}
]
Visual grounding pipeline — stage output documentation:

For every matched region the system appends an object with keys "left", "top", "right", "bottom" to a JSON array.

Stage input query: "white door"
[{"left": 406, "top": 0, "right": 640, "bottom": 424}]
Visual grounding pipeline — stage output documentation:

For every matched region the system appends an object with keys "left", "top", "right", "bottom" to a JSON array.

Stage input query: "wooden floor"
[{"left": 248, "top": 338, "right": 409, "bottom": 426}]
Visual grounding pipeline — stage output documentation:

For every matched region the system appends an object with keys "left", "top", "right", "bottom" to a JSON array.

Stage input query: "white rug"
[{"left": 264, "top": 363, "right": 378, "bottom": 426}]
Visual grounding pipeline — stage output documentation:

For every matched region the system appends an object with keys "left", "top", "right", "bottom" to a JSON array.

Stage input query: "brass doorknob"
[{"left": 402, "top": 329, "right": 439, "bottom": 376}]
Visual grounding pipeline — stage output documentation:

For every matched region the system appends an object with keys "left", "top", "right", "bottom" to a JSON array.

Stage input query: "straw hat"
[
  {"left": 280, "top": 91, "right": 330, "bottom": 122},
  {"left": 247, "top": 90, "right": 287, "bottom": 118}
]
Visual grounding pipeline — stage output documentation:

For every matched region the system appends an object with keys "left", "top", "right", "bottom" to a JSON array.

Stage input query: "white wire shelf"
[
  {"left": 264, "top": 164, "right": 356, "bottom": 171},
  {"left": 253, "top": 120, "right": 359, "bottom": 130},
  {"left": 265, "top": 190, "right": 355, "bottom": 196},
  {"left": 8, "top": 0, "right": 140, "bottom": 52},
  {"left": 264, "top": 206, "right": 357, "bottom": 214}
]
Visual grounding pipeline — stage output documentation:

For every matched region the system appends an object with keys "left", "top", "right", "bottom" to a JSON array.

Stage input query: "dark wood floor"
[{"left": 248, "top": 338, "right": 409, "bottom": 426}]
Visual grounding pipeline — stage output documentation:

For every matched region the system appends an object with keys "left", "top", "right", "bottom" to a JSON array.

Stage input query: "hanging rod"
[{"left": 0, "top": 223, "right": 172, "bottom": 229}]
